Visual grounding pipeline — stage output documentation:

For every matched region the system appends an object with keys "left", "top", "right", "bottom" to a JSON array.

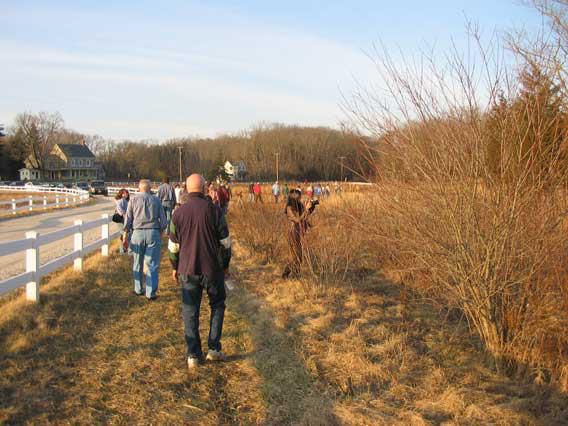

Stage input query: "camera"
[{"left": 311, "top": 199, "right": 319, "bottom": 206}]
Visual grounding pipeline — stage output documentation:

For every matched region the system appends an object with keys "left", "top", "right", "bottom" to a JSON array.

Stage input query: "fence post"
[
  {"left": 101, "top": 214, "right": 109, "bottom": 256},
  {"left": 65, "top": 196, "right": 69, "bottom": 207},
  {"left": 74, "top": 220, "right": 83, "bottom": 272},
  {"left": 12, "top": 198, "right": 16, "bottom": 215},
  {"left": 43, "top": 195, "right": 47, "bottom": 210},
  {"left": 25, "top": 231, "right": 40, "bottom": 302},
  {"left": 28, "top": 195, "right": 33, "bottom": 211}
]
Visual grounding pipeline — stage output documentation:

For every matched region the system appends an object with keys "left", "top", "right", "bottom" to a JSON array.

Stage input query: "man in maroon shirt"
[{"left": 169, "top": 174, "right": 231, "bottom": 369}]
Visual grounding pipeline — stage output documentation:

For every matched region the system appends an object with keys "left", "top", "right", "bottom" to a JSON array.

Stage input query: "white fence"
[
  {"left": 107, "top": 186, "right": 140, "bottom": 196},
  {"left": 0, "top": 185, "right": 90, "bottom": 216},
  {"left": 0, "top": 214, "right": 121, "bottom": 302}
]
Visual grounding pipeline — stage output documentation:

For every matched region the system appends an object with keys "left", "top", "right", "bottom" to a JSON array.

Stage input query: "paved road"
[{"left": 0, "top": 196, "right": 123, "bottom": 280}]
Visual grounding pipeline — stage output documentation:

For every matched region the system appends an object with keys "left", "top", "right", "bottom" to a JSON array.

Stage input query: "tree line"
[{"left": 0, "top": 119, "right": 365, "bottom": 182}]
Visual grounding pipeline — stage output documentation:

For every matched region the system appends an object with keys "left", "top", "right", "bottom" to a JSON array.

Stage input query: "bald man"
[
  {"left": 169, "top": 174, "right": 231, "bottom": 369},
  {"left": 124, "top": 179, "right": 168, "bottom": 299}
]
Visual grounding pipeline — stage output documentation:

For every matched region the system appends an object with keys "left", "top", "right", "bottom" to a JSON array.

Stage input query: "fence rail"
[
  {"left": 107, "top": 186, "right": 140, "bottom": 196},
  {"left": 0, "top": 185, "right": 90, "bottom": 216},
  {"left": 0, "top": 214, "right": 121, "bottom": 302}
]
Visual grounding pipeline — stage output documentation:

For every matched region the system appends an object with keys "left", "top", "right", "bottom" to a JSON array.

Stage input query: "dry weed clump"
[{"left": 228, "top": 202, "right": 287, "bottom": 264}]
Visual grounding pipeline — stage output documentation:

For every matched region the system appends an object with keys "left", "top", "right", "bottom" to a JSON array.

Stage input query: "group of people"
[
  {"left": 114, "top": 175, "right": 231, "bottom": 369},
  {"left": 243, "top": 181, "right": 340, "bottom": 204},
  {"left": 111, "top": 176, "right": 329, "bottom": 370}
]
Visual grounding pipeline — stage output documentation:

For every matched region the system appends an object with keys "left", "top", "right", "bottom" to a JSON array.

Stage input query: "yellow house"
[{"left": 21, "top": 143, "right": 100, "bottom": 181}]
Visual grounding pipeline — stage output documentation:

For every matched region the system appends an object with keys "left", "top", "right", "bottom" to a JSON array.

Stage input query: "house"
[
  {"left": 20, "top": 143, "right": 103, "bottom": 181},
  {"left": 19, "top": 168, "right": 41, "bottom": 181},
  {"left": 224, "top": 160, "right": 247, "bottom": 181}
]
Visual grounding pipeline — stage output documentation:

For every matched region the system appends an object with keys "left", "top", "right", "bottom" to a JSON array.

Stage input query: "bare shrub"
[
  {"left": 301, "top": 201, "right": 363, "bottom": 295},
  {"left": 229, "top": 203, "right": 286, "bottom": 264},
  {"left": 344, "top": 25, "right": 568, "bottom": 389}
]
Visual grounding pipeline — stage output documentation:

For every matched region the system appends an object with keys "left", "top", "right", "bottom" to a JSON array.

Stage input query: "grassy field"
[{"left": 0, "top": 198, "right": 567, "bottom": 424}]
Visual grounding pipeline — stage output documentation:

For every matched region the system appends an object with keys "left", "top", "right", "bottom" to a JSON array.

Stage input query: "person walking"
[
  {"left": 113, "top": 189, "right": 130, "bottom": 253},
  {"left": 157, "top": 177, "right": 177, "bottom": 234},
  {"left": 248, "top": 182, "right": 254, "bottom": 202},
  {"left": 174, "top": 183, "right": 182, "bottom": 208},
  {"left": 253, "top": 182, "right": 263, "bottom": 203},
  {"left": 272, "top": 181, "right": 281, "bottom": 203},
  {"left": 283, "top": 183, "right": 290, "bottom": 199},
  {"left": 218, "top": 183, "right": 230, "bottom": 215},
  {"left": 123, "top": 179, "right": 168, "bottom": 300},
  {"left": 282, "top": 189, "right": 314, "bottom": 279},
  {"left": 169, "top": 174, "right": 232, "bottom": 369}
]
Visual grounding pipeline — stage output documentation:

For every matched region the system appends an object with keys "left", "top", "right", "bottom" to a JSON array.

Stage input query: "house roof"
[{"left": 57, "top": 143, "right": 95, "bottom": 158}]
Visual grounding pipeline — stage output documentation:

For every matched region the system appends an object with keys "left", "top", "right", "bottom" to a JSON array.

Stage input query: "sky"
[{"left": 0, "top": 0, "right": 543, "bottom": 141}]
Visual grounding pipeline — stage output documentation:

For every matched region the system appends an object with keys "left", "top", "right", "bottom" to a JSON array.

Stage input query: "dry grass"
[{"left": 230, "top": 195, "right": 568, "bottom": 425}]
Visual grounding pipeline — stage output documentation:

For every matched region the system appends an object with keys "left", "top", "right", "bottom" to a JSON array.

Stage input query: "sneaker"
[
  {"left": 206, "top": 350, "right": 226, "bottom": 362},
  {"left": 187, "top": 357, "right": 200, "bottom": 369}
]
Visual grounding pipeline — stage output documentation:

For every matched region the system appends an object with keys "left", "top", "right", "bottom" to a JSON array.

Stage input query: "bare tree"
[{"left": 12, "top": 111, "right": 64, "bottom": 172}]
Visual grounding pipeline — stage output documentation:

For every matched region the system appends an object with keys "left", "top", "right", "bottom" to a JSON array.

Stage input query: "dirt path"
[{"left": 0, "top": 238, "right": 336, "bottom": 424}]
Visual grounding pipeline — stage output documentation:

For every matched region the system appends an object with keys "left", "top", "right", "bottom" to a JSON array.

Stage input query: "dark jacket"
[{"left": 168, "top": 192, "right": 231, "bottom": 281}]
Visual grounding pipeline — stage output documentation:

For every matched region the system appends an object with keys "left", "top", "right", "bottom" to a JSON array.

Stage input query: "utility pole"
[
  {"left": 275, "top": 152, "right": 280, "bottom": 182},
  {"left": 338, "top": 156, "right": 346, "bottom": 182},
  {"left": 177, "top": 146, "right": 183, "bottom": 183}
]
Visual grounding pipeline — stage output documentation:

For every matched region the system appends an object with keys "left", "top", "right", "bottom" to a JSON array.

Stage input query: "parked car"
[
  {"left": 74, "top": 182, "right": 90, "bottom": 192},
  {"left": 89, "top": 180, "right": 108, "bottom": 196}
]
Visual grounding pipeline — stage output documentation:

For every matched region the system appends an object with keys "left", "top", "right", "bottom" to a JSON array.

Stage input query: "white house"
[
  {"left": 19, "top": 168, "right": 41, "bottom": 181},
  {"left": 224, "top": 160, "right": 247, "bottom": 181}
]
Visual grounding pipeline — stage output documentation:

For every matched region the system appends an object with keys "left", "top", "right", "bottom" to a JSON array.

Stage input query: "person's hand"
[
  {"left": 172, "top": 269, "right": 178, "bottom": 282},
  {"left": 306, "top": 200, "right": 313, "bottom": 210}
]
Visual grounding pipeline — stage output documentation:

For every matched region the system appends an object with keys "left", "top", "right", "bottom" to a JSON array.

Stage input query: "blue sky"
[{"left": 0, "top": 1, "right": 542, "bottom": 140}]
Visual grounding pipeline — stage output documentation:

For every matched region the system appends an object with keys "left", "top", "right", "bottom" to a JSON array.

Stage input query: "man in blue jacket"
[{"left": 123, "top": 179, "right": 168, "bottom": 300}]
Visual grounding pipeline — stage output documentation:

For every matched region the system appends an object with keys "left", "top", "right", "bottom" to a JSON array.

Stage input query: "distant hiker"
[
  {"left": 169, "top": 174, "right": 232, "bottom": 369},
  {"left": 253, "top": 182, "right": 263, "bottom": 203},
  {"left": 208, "top": 183, "right": 220, "bottom": 206},
  {"left": 314, "top": 184, "right": 322, "bottom": 198},
  {"left": 248, "top": 183, "right": 255, "bottom": 202},
  {"left": 174, "top": 183, "right": 182, "bottom": 208},
  {"left": 235, "top": 189, "right": 244, "bottom": 208},
  {"left": 282, "top": 189, "right": 315, "bottom": 279},
  {"left": 113, "top": 189, "right": 130, "bottom": 253},
  {"left": 123, "top": 179, "right": 168, "bottom": 300},
  {"left": 218, "top": 184, "right": 230, "bottom": 215},
  {"left": 306, "top": 184, "right": 314, "bottom": 199},
  {"left": 272, "top": 181, "right": 281, "bottom": 203},
  {"left": 283, "top": 183, "right": 290, "bottom": 199},
  {"left": 157, "top": 177, "right": 177, "bottom": 234}
]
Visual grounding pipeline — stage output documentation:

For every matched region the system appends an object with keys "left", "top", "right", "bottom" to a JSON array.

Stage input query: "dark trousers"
[{"left": 179, "top": 274, "right": 226, "bottom": 359}]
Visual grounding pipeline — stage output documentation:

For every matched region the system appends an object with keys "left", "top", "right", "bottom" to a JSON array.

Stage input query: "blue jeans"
[
  {"left": 130, "top": 229, "right": 162, "bottom": 297},
  {"left": 163, "top": 205, "right": 173, "bottom": 233},
  {"left": 180, "top": 274, "right": 226, "bottom": 359}
]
